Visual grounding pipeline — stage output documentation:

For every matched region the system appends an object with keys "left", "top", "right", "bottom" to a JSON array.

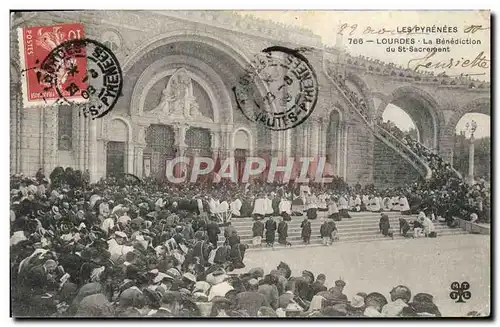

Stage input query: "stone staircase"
[{"left": 218, "top": 211, "right": 469, "bottom": 250}]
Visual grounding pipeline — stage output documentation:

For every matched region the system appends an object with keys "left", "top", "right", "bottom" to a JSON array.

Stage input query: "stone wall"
[
  {"left": 373, "top": 138, "right": 421, "bottom": 189},
  {"left": 345, "top": 123, "right": 374, "bottom": 186}
]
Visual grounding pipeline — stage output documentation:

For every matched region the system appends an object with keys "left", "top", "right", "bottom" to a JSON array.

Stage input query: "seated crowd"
[{"left": 10, "top": 164, "right": 488, "bottom": 317}]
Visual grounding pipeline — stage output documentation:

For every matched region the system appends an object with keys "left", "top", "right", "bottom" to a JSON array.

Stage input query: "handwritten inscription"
[
  {"left": 339, "top": 23, "right": 489, "bottom": 37},
  {"left": 407, "top": 51, "right": 490, "bottom": 72},
  {"left": 464, "top": 25, "right": 490, "bottom": 34}
]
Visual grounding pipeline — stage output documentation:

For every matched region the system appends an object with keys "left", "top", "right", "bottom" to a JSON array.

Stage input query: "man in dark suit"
[{"left": 206, "top": 216, "right": 221, "bottom": 248}]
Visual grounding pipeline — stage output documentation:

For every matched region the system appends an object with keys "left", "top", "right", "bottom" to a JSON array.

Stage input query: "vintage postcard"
[{"left": 9, "top": 10, "right": 490, "bottom": 318}]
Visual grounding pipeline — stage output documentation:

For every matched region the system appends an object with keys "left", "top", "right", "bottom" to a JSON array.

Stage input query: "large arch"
[
  {"left": 445, "top": 97, "right": 491, "bottom": 138},
  {"left": 376, "top": 86, "right": 443, "bottom": 149},
  {"left": 131, "top": 55, "right": 231, "bottom": 123},
  {"left": 117, "top": 33, "right": 257, "bottom": 126},
  {"left": 440, "top": 97, "right": 491, "bottom": 165},
  {"left": 122, "top": 30, "right": 252, "bottom": 73}
]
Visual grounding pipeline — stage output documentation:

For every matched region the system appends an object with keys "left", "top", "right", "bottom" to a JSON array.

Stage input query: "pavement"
[{"left": 235, "top": 234, "right": 491, "bottom": 317}]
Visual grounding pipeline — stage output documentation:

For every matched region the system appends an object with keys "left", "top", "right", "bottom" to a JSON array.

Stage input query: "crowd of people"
[
  {"left": 377, "top": 121, "right": 490, "bottom": 223},
  {"left": 330, "top": 72, "right": 489, "bottom": 225},
  {"left": 10, "top": 160, "right": 489, "bottom": 317},
  {"left": 11, "top": 169, "right": 452, "bottom": 317}
]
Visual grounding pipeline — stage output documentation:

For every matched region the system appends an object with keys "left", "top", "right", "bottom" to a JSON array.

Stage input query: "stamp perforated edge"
[{"left": 16, "top": 25, "right": 89, "bottom": 108}]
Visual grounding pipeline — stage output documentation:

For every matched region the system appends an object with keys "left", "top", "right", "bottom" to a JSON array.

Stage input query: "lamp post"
[{"left": 464, "top": 120, "right": 477, "bottom": 185}]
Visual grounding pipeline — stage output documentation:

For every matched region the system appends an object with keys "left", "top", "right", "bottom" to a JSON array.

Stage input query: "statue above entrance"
[{"left": 151, "top": 68, "right": 213, "bottom": 122}]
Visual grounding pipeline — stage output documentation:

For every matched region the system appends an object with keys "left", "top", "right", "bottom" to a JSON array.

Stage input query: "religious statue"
[{"left": 152, "top": 68, "right": 209, "bottom": 121}]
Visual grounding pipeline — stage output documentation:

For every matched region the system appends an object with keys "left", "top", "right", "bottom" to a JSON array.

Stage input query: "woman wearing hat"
[{"left": 346, "top": 295, "right": 365, "bottom": 316}]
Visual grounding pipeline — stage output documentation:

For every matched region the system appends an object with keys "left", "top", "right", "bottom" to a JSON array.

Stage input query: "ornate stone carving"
[{"left": 150, "top": 68, "right": 212, "bottom": 123}]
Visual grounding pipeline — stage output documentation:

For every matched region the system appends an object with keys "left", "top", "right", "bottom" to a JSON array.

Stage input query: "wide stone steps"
[{"left": 215, "top": 212, "right": 468, "bottom": 248}]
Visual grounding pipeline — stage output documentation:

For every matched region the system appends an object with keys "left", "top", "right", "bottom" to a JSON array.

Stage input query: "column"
[
  {"left": 133, "top": 146, "right": 143, "bottom": 177},
  {"left": 309, "top": 118, "right": 320, "bottom": 158},
  {"left": 10, "top": 82, "right": 18, "bottom": 173},
  {"left": 319, "top": 118, "right": 328, "bottom": 157},
  {"left": 468, "top": 135, "right": 475, "bottom": 184},
  {"left": 88, "top": 119, "right": 98, "bottom": 182},
  {"left": 78, "top": 110, "right": 85, "bottom": 170},
  {"left": 84, "top": 116, "right": 89, "bottom": 171},
  {"left": 285, "top": 129, "right": 292, "bottom": 157},
  {"left": 343, "top": 124, "right": 350, "bottom": 180},
  {"left": 42, "top": 106, "right": 57, "bottom": 175},
  {"left": 302, "top": 124, "right": 309, "bottom": 157},
  {"left": 336, "top": 123, "right": 343, "bottom": 176}
]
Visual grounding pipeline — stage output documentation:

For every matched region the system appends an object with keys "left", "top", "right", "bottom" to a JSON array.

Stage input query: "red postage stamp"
[{"left": 18, "top": 23, "right": 87, "bottom": 107}]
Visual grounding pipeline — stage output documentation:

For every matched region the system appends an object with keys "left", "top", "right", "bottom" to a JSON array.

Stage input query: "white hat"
[
  {"left": 350, "top": 295, "right": 365, "bottom": 308},
  {"left": 114, "top": 231, "right": 127, "bottom": 239}
]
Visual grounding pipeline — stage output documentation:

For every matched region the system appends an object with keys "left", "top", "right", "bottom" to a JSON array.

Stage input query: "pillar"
[
  {"left": 42, "top": 106, "right": 58, "bottom": 175},
  {"left": 309, "top": 118, "right": 320, "bottom": 158},
  {"left": 78, "top": 110, "right": 85, "bottom": 170},
  {"left": 88, "top": 119, "right": 98, "bottom": 182},
  {"left": 336, "top": 123, "right": 343, "bottom": 176},
  {"left": 319, "top": 118, "right": 328, "bottom": 157},
  {"left": 10, "top": 82, "right": 19, "bottom": 174},
  {"left": 343, "top": 123, "right": 350, "bottom": 180},
  {"left": 468, "top": 135, "right": 475, "bottom": 184}
]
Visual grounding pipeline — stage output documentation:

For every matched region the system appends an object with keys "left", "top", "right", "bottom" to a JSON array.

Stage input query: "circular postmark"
[
  {"left": 39, "top": 38, "right": 123, "bottom": 119},
  {"left": 233, "top": 46, "right": 319, "bottom": 131}
]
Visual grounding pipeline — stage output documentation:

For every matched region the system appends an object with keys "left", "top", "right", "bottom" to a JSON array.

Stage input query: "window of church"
[{"left": 58, "top": 106, "right": 73, "bottom": 151}]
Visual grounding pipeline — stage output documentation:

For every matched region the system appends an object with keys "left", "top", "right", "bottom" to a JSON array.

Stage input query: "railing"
[
  {"left": 374, "top": 125, "right": 433, "bottom": 180},
  {"left": 323, "top": 61, "right": 433, "bottom": 180},
  {"left": 417, "top": 142, "right": 463, "bottom": 179}
]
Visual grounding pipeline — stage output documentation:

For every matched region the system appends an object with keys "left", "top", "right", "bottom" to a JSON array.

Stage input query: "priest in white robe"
[
  {"left": 399, "top": 195, "right": 411, "bottom": 215},
  {"left": 391, "top": 196, "right": 400, "bottom": 211},
  {"left": 370, "top": 196, "right": 381, "bottom": 212},
  {"left": 318, "top": 193, "right": 328, "bottom": 212},
  {"left": 354, "top": 195, "right": 362, "bottom": 212},
  {"left": 230, "top": 197, "right": 242, "bottom": 218},
  {"left": 252, "top": 193, "right": 267, "bottom": 219},
  {"left": 209, "top": 197, "right": 220, "bottom": 216},
  {"left": 327, "top": 197, "right": 340, "bottom": 220},
  {"left": 279, "top": 196, "right": 292, "bottom": 221},
  {"left": 264, "top": 194, "right": 274, "bottom": 217},
  {"left": 382, "top": 197, "right": 393, "bottom": 212},
  {"left": 338, "top": 195, "right": 351, "bottom": 218},
  {"left": 305, "top": 194, "right": 318, "bottom": 219}
]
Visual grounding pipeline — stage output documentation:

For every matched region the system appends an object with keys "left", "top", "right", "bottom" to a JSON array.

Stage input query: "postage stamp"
[
  {"left": 233, "top": 46, "right": 319, "bottom": 131},
  {"left": 18, "top": 23, "right": 87, "bottom": 107}
]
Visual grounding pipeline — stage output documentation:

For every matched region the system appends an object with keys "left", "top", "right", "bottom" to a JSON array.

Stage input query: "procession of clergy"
[{"left": 208, "top": 184, "right": 411, "bottom": 221}]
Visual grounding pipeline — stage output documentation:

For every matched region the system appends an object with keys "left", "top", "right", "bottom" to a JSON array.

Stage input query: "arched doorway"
[
  {"left": 106, "top": 119, "right": 129, "bottom": 177},
  {"left": 144, "top": 124, "right": 176, "bottom": 180},
  {"left": 453, "top": 113, "right": 491, "bottom": 180}
]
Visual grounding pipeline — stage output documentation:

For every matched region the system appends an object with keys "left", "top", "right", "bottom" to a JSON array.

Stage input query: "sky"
[{"left": 238, "top": 11, "right": 491, "bottom": 139}]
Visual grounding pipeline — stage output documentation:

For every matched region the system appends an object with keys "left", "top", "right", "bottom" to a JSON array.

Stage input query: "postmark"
[
  {"left": 233, "top": 46, "right": 319, "bottom": 131},
  {"left": 40, "top": 38, "right": 123, "bottom": 119}
]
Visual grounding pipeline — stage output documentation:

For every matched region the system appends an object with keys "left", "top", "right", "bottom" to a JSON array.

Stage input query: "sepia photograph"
[{"left": 9, "top": 10, "right": 491, "bottom": 318}]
